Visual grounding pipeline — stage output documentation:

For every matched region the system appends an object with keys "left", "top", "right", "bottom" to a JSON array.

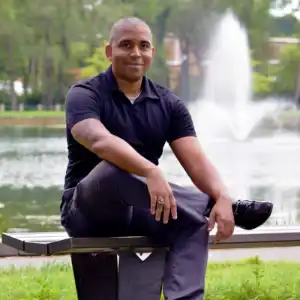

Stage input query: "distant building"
[
  {"left": 164, "top": 34, "right": 300, "bottom": 90},
  {"left": 267, "top": 36, "right": 300, "bottom": 65},
  {"left": 164, "top": 34, "right": 204, "bottom": 91}
]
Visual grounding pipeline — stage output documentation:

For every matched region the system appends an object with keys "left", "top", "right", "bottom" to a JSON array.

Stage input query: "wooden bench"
[{"left": 2, "top": 227, "right": 300, "bottom": 300}]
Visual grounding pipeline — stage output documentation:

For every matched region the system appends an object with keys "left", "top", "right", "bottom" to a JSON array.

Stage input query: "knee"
[
  {"left": 81, "top": 161, "right": 125, "bottom": 187},
  {"left": 99, "top": 161, "right": 123, "bottom": 179}
]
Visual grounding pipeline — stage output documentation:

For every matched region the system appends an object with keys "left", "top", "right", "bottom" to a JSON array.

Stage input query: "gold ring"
[{"left": 158, "top": 198, "right": 164, "bottom": 205}]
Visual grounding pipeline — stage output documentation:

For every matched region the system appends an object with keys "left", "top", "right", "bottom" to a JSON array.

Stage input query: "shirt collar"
[{"left": 104, "top": 65, "right": 160, "bottom": 101}]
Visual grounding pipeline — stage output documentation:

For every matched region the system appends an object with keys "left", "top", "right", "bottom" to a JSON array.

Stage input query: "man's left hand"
[{"left": 208, "top": 195, "right": 235, "bottom": 242}]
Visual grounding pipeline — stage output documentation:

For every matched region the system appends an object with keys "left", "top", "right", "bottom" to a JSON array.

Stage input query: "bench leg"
[
  {"left": 118, "top": 249, "right": 167, "bottom": 300},
  {"left": 71, "top": 253, "right": 118, "bottom": 300}
]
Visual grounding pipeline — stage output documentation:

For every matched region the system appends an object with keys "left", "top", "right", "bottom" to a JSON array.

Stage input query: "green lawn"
[
  {"left": 0, "top": 110, "right": 64, "bottom": 118},
  {"left": 1, "top": 257, "right": 300, "bottom": 299},
  {"left": 0, "top": 109, "right": 299, "bottom": 119},
  {"left": 280, "top": 110, "right": 300, "bottom": 117}
]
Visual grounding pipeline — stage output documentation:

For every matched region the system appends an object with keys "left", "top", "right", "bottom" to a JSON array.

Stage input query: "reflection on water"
[
  {"left": 0, "top": 126, "right": 300, "bottom": 233},
  {"left": 0, "top": 185, "right": 61, "bottom": 232}
]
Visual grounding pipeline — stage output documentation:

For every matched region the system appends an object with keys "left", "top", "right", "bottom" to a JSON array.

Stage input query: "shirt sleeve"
[
  {"left": 167, "top": 94, "right": 197, "bottom": 144},
  {"left": 65, "top": 85, "right": 101, "bottom": 129}
]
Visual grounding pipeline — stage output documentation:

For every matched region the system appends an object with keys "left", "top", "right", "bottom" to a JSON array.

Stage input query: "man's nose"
[{"left": 130, "top": 46, "right": 141, "bottom": 57}]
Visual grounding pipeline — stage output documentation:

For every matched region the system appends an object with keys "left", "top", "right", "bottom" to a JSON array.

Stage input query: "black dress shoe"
[{"left": 204, "top": 199, "right": 273, "bottom": 230}]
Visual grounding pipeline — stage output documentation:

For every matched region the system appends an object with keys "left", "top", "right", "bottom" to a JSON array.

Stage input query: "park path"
[{"left": 0, "top": 246, "right": 299, "bottom": 269}]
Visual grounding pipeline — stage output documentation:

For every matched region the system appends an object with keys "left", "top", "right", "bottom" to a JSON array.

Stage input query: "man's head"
[{"left": 106, "top": 17, "right": 154, "bottom": 83}]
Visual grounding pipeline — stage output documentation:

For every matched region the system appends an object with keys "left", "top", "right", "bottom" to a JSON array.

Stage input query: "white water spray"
[{"left": 190, "top": 11, "right": 278, "bottom": 141}]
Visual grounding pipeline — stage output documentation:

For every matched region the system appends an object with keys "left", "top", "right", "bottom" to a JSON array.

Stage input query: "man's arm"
[
  {"left": 170, "top": 136, "right": 229, "bottom": 201},
  {"left": 66, "top": 85, "right": 177, "bottom": 222},
  {"left": 72, "top": 118, "right": 158, "bottom": 177},
  {"left": 168, "top": 94, "right": 234, "bottom": 239},
  {"left": 167, "top": 95, "right": 229, "bottom": 201},
  {"left": 66, "top": 86, "right": 157, "bottom": 177}
]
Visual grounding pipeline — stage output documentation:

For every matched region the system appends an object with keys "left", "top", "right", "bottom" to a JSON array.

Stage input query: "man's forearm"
[
  {"left": 189, "top": 158, "right": 229, "bottom": 201},
  {"left": 171, "top": 137, "right": 230, "bottom": 202},
  {"left": 92, "top": 134, "right": 158, "bottom": 177}
]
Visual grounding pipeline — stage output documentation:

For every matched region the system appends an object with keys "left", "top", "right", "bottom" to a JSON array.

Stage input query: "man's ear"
[{"left": 105, "top": 43, "right": 112, "bottom": 61}]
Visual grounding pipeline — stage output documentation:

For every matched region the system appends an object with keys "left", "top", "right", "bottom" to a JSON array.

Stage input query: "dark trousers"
[{"left": 62, "top": 161, "right": 211, "bottom": 300}]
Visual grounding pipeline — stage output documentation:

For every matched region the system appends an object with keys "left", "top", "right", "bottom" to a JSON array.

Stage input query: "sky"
[{"left": 270, "top": 0, "right": 300, "bottom": 17}]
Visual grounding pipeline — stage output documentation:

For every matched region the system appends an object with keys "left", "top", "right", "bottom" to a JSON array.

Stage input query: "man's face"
[{"left": 106, "top": 23, "right": 154, "bottom": 82}]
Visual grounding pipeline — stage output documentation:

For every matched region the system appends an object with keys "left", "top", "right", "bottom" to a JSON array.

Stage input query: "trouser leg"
[{"left": 62, "top": 161, "right": 211, "bottom": 299}]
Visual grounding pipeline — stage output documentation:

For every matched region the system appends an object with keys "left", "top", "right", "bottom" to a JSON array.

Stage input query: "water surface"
[{"left": 0, "top": 125, "right": 299, "bottom": 233}]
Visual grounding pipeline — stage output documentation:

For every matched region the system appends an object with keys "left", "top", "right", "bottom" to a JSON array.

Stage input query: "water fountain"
[{"left": 189, "top": 11, "right": 278, "bottom": 141}]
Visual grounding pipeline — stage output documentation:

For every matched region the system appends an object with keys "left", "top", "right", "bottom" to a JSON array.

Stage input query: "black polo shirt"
[{"left": 61, "top": 66, "right": 196, "bottom": 208}]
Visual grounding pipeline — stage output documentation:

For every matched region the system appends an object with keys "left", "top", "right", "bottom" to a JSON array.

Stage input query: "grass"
[
  {"left": 0, "top": 110, "right": 64, "bottom": 118},
  {"left": 1, "top": 257, "right": 300, "bottom": 299},
  {"left": 280, "top": 110, "right": 300, "bottom": 117},
  {"left": 0, "top": 109, "right": 300, "bottom": 119},
  {"left": 205, "top": 256, "right": 300, "bottom": 299}
]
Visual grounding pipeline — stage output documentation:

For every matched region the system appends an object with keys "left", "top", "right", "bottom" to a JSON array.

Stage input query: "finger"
[
  {"left": 207, "top": 211, "right": 216, "bottom": 231},
  {"left": 214, "top": 231, "right": 222, "bottom": 243},
  {"left": 215, "top": 220, "right": 225, "bottom": 241},
  {"left": 163, "top": 198, "right": 171, "bottom": 224},
  {"left": 155, "top": 198, "right": 164, "bottom": 221},
  {"left": 150, "top": 194, "right": 157, "bottom": 215},
  {"left": 224, "top": 221, "right": 234, "bottom": 238},
  {"left": 170, "top": 194, "right": 177, "bottom": 220},
  {"left": 218, "top": 219, "right": 225, "bottom": 233}
]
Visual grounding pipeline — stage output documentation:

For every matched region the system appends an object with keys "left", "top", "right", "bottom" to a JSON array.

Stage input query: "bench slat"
[
  {"left": 1, "top": 233, "right": 167, "bottom": 255},
  {"left": 5, "top": 226, "right": 300, "bottom": 241},
  {"left": 50, "top": 236, "right": 166, "bottom": 255},
  {"left": 2, "top": 226, "right": 300, "bottom": 255}
]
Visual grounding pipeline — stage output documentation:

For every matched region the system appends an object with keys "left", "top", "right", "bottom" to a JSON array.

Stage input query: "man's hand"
[
  {"left": 146, "top": 168, "right": 177, "bottom": 224},
  {"left": 208, "top": 195, "right": 234, "bottom": 242}
]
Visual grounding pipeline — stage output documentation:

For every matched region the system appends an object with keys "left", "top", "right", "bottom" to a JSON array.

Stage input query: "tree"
[
  {"left": 272, "top": 43, "right": 300, "bottom": 95},
  {"left": 0, "top": 0, "right": 298, "bottom": 108},
  {"left": 79, "top": 42, "right": 111, "bottom": 78}
]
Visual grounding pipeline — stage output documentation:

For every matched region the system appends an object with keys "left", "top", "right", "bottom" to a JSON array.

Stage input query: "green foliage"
[
  {"left": 272, "top": 43, "right": 300, "bottom": 94},
  {"left": 204, "top": 256, "right": 300, "bottom": 300},
  {"left": 0, "top": 90, "right": 11, "bottom": 105},
  {"left": 147, "top": 43, "right": 169, "bottom": 86},
  {"left": 253, "top": 71, "right": 273, "bottom": 94},
  {"left": 0, "top": 0, "right": 298, "bottom": 107},
  {"left": 252, "top": 60, "right": 273, "bottom": 94},
  {"left": 20, "top": 91, "right": 44, "bottom": 106},
  {"left": 79, "top": 42, "right": 111, "bottom": 79},
  {"left": 1, "top": 258, "right": 300, "bottom": 299}
]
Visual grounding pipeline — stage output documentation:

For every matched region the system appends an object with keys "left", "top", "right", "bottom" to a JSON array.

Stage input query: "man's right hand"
[{"left": 146, "top": 168, "right": 177, "bottom": 224}]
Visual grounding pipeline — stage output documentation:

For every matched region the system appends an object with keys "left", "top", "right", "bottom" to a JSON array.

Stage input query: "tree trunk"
[
  {"left": 294, "top": 64, "right": 300, "bottom": 108},
  {"left": 155, "top": 7, "right": 171, "bottom": 44},
  {"left": 57, "top": 61, "right": 64, "bottom": 104},
  {"left": 43, "top": 56, "right": 54, "bottom": 109},
  {"left": 7, "top": 37, "right": 18, "bottom": 110},
  {"left": 22, "top": 58, "right": 32, "bottom": 96},
  {"left": 31, "top": 57, "right": 39, "bottom": 91},
  {"left": 42, "top": 30, "right": 54, "bottom": 109},
  {"left": 179, "top": 38, "right": 190, "bottom": 101}
]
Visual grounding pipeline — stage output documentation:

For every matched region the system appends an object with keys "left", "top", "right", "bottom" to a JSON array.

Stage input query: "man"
[{"left": 61, "top": 17, "right": 272, "bottom": 300}]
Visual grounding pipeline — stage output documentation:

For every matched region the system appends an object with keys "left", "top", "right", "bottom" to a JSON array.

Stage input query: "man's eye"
[
  {"left": 121, "top": 42, "right": 130, "bottom": 48},
  {"left": 141, "top": 43, "right": 150, "bottom": 49}
]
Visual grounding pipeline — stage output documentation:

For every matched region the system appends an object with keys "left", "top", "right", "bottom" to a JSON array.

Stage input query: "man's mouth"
[{"left": 126, "top": 63, "right": 143, "bottom": 67}]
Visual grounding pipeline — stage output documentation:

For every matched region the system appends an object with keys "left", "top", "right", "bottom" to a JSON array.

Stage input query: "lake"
[{"left": 1, "top": 120, "right": 300, "bottom": 233}]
